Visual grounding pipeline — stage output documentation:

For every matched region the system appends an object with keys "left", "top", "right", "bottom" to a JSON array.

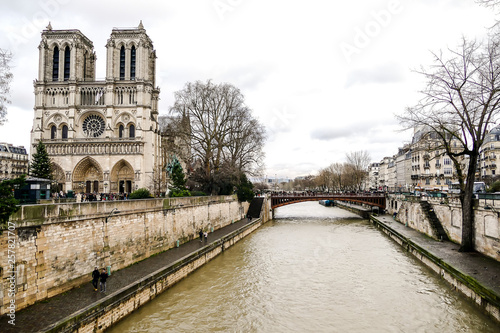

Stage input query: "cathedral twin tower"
[{"left": 31, "top": 22, "right": 161, "bottom": 194}]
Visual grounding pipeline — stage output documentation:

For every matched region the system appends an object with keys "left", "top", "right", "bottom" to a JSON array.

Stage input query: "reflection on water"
[{"left": 109, "top": 202, "right": 500, "bottom": 333}]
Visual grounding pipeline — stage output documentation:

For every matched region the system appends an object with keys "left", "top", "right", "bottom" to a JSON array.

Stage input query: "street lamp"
[{"left": 105, "top": 208, "right": 120, "bottom": 223}]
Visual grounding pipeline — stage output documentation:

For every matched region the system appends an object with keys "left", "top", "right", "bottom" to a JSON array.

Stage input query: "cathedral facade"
[{"left": 30, "top": 22, "right": 162, "bottom": 194}]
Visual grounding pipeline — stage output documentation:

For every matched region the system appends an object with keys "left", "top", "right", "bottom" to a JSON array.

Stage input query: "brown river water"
[{"left": 108, "top": 202, "right": 500, "bottom": 333}]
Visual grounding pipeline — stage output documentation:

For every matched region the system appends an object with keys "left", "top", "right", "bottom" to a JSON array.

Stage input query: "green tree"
[
  {"left": 129, "top": 188, "right": 152, "bottom": 199},
  {"left": 171, "top": 160, "right": 187, "bottom": 190},
  {"left": 236, "top": 173, "right": 254, "bottom": 203},
  {"left": 30, "top": 140, "right": 52, "bottom": 179},
  {"left": 0, "top": 175, "right": 25, "bottom": 231},
  {"left": 167, "top": 156, "right": 191, "bottom": 197}
]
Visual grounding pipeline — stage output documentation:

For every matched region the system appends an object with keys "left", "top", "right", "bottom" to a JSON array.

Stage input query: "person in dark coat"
[
  {"left": 199, "top": 229, "right": 204, "bottom": 242},
  {"left": 100, "top": 268, "right": 108, "bottom": 293},
  {"left": 92, "top": 267, "right": 100, "bottom": 291}
]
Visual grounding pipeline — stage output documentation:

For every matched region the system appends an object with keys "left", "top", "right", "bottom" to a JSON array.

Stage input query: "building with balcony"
[
  {"left": 407, "top": 127, "right": 459, "bottom": 191},
  {"left": 0, "top": 143, "right": 28, "bottom": 179},
  {"left": 365, "top": 162, "right": 380, "bottom": 191},
  {"left": 30, "top": 22, "right": 161, "bottom": 194},
  {"left": 479, "top": 125, "right": 500, "bottom": 182}
]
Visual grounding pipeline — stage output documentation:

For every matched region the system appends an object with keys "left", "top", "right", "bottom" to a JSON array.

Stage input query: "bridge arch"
[{"left": 270, "top": 194, "right": 386, "bottom": 210}]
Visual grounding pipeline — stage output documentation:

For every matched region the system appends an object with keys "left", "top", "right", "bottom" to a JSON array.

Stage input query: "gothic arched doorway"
[
  {"left": 110, "top": 159, "right": 134, "bottom": 194},
  {"left": 72, "top": 157, "right": 104, "bottom": 193}
]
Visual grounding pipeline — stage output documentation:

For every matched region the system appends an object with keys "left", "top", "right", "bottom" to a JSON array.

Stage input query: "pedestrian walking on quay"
[
  {"left": 100, "top": 268, "right": 108, "bottom": 293},
  {"left": 204, "top": 231, "right": 208, "bottom": 242},
  {"left": 91, "top": 267, "right": 100, "bottom": 291},
  {"left": 199, "top": 229, "right": 204, "bottom": 242}
]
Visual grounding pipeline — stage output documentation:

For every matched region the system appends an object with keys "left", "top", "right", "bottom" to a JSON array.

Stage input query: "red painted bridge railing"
[{"left": 270, "top": 193, "right": 386, "bottom": 210}]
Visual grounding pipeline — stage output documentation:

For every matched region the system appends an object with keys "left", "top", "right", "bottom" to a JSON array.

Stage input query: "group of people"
[
  {"left": 52, "top": 190, "right": 67, "bottom": 199},
  {"left": 91, "top": 267, "right": 109, "bottom": 293},
  {"left": 199, "top": 229, "right": 208, "bottom": 242},
  {"left": 79, "top": 192, "right": 129, "bottom": 202}
]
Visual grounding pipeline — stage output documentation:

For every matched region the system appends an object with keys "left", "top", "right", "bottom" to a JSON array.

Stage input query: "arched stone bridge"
[{"left": 270, "top": 193, "right": 386, "bottom": 210}]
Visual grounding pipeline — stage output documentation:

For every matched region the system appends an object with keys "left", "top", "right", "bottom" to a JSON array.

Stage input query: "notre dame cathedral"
[{"left": 30, "top": 22, "right": 177, "bottom": 194}]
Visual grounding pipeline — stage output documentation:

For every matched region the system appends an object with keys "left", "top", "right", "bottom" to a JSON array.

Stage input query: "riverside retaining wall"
[
  {"left": 386, "top": 194, "right": 500, "bottom": 261},
  {"left": 370, "top": 215, "right": 500, "bottom": 323},
  {"left": 0, "top": 196, "right": 249, "bottom": 315},
  {"left": 45, "top": 217, "right": 267, "bottom": 333}
]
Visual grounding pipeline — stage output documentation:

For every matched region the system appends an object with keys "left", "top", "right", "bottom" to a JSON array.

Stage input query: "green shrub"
[
  {"left": 169, "top": 189, "right": 191, "bottom": 197},
  {"left": 191, "top": 191, "right": 207, "bottom": 197},
  {"left": 488, "top": 181, "right": 500, "bottom": 193},
  {"left": 129, "top": 188, "right": 152, "bottom": 199}
]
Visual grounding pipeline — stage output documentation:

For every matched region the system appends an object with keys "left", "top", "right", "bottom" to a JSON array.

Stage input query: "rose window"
[{"left": 82, "top": 114, "right": 105, "bottom": 137}]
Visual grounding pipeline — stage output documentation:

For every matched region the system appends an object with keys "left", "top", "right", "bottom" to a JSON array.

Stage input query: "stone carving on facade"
[{"left": 32, "top": 25, "right": 162, "bottom": 193}]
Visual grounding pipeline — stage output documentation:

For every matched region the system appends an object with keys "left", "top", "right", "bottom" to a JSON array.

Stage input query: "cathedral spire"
[
  {"left": 46, "top": 21, "right": 52, "bottom": 30},
  {"left": 138, "top": 20, "right": 144, "bottom": 30}
]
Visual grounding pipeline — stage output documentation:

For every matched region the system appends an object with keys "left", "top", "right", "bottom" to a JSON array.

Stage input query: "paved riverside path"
[
  {"left": 0, "top": 217, "right": 256, "bottom": 333},
  {"left": 374, "top": 214, "right": 500, "bottom": 304}
]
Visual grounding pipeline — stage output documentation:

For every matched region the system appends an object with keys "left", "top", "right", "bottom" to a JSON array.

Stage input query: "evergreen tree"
[
  {"left": 0, "top": 175, "right": 25, "bottom": 231},
  {"left": 167, "top": 156, "right": 190, "bottom": 197},
  {"left": 171, "top": 160, "right": 187, "bottom": 190},
  {"left": 30, "top": 140, "right": 52, "bottom": 179},
  {"left": 236, "top": 173, "right": 254, "bottom": 203}
]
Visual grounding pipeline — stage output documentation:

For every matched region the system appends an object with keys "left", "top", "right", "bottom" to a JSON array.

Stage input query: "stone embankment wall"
[
  {"left": 386, "top": 194, "right": 500, "bottom": 261},
  {"left": 53, "top": 217, "right": 266, "bottom": 333},
  {"left": 0, "top": 196, "right": 248, "bottom": 315}
]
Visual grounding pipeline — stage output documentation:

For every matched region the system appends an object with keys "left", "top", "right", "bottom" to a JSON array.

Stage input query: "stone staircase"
[
  {"left": 419, "top": 201, "right": 449, "bottom": 241},
  {"left": 247, "top": 197, "right": 264, "bottom": 218}
]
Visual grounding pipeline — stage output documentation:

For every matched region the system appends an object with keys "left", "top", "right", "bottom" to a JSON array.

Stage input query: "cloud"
[{"left": 345, "top": 62, "right": 405, "bottom": 88}]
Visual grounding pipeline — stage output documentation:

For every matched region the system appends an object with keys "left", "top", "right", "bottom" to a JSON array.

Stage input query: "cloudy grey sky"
[{"left": 0, "top": 0, "right": 496, "bottom": 178}]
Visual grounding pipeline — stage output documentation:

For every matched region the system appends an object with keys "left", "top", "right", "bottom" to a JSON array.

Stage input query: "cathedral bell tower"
[{"left": 31, "top": 22, "right": 161, "bottom": 195}]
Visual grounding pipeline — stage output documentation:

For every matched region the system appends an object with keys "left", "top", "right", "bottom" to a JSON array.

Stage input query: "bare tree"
[
  {"left": 476, "top": 0, "right": 500, "bottom": 8},
  {"left": 345, "top": 150, "right": 371, "bottom": 191},
  {"left": 0, "top": 48, "right": 13, "bottom": 126},
  {"left": 330, "top": 162, "right": 345, "bottom": 192},
  {"left": 169, "top": 80, "right": 265, "bottom": 194},
  {"left": 397, "top": 37, "right": 500, "bottom": 252},
  {"left": 316, "top": 167, "right": 333, "bottom": 192}
]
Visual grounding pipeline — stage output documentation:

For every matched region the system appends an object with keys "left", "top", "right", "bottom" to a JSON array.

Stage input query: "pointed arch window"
[
  {"left": 52, "top": 46, "right": 59, "bottom": 81},
  {"left": 51, "top": 125, "right": 57, "bottom": 139},
  {"left": 129, "top": 124, "right": 135, "bottom": 138},
  {"left": 119, "top": 46, "right": 125, "bottom": 80},
  {"left": 130, "top": 46, "right": 136, "bottom": 80},
  {"left": 64, "top": 46, "right": 70, "bottom": 81},
  {"left": 119, "top": 124, "right": 124, "bottom": 138},
  {"left": 62, "top": 125, "right": 68, "bottom": 139}
]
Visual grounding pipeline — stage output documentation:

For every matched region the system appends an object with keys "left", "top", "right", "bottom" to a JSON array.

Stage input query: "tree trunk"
[
  {"left": 459, "top": 191, "right": 474, "bottom": 251},
  {"left": 459, "top": 162, "right": 477, "bottom": 252}
]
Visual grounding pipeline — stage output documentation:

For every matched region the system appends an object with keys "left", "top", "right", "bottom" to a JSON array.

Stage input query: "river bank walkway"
[
  {"left": 0, "top": 217, "right": 257, "bottom": 332},
  {"left": 373, "top": 214, "right": 500, "bottom": 322},
  {"left": 2, "top": 208, "right": 500, "bottom": 331}
]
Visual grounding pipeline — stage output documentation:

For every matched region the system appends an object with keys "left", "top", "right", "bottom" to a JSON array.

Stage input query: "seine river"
[{"left": 109, "top": 202, "right": 500, "bottom": 333}]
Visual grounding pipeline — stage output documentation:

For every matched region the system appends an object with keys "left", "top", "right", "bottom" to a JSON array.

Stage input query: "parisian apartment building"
[{"left": 0, "top": 143, "right": 29, "bottom": 180}]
